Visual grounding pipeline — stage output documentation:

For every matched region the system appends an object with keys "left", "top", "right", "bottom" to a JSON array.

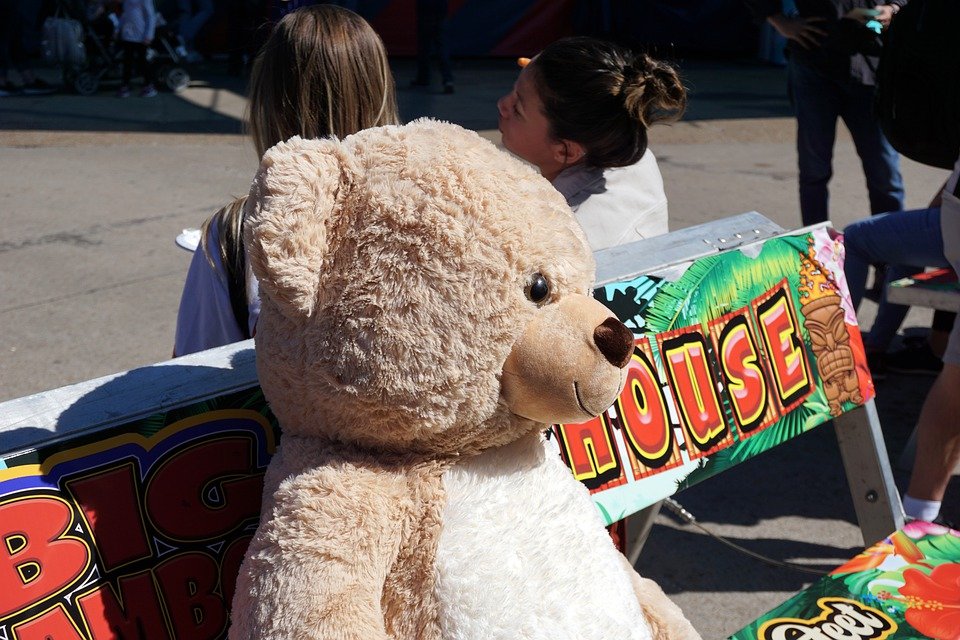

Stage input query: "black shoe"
[
  {"left": 442, "top": 82, "right": 455, "bottom": 94},
  {"left": 866, "top": 350, "right": 887, "bottom": 381},
  {"left": 886, "top": 342, "right": 943, "bottom": 376}
]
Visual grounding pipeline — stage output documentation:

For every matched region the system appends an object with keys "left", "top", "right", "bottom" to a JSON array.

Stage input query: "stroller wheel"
[
  {"left": 73, "top": 71, "right": 99, "bottom": 96},
  {"left": 163, "top": 67, "right": 190, "bottom": 93}
]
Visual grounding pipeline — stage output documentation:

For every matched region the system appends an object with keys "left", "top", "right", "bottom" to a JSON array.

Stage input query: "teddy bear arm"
[
  {"left": 619, "top": 554, "right": 702, "bottom": 640},
  {"left": 230, "top": 468, "right": 409, "bottom": 640}
]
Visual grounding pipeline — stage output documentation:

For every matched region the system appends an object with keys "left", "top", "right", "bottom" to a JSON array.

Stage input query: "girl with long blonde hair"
[{"left": 174, "top": 5, "right": 399, "bottom": 356}]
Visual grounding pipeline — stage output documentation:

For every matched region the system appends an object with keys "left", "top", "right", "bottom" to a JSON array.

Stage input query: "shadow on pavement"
[
  {"left": 640, "top": 525, "right": 864, "bottom": 594},
  {"left": 638, "top": 370, "right": 960, "bottom": 597},
  {"left": 0, "top": 56, "right": 791, "bottom": 135}
]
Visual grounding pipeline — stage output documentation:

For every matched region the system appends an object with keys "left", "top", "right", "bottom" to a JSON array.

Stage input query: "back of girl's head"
[
  {"left": 247, "top": 4, "right": 399, "bottom": 157},
  {"left": 530, "top": 37, "right": 686, "bottom": 168}
]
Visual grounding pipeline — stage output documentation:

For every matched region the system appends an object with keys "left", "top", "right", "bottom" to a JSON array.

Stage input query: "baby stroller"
[{"left": 45, "top": 1, "right": 191, "bottom": 96}]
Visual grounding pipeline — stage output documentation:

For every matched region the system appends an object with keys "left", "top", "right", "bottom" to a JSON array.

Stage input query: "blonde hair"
[
  {"left": 201, "top": 5, "right": 400, "bottom": 312},
  {"left": 247, "top": 4, "right": 399, "bottom": 157}
]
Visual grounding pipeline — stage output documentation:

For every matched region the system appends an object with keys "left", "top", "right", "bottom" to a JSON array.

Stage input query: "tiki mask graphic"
[
  {"left": 798, "top": 239, "right": 863, "bottom": 416},
  {"left": 801, "top": 295, "right": 862, "bottom": 416}
]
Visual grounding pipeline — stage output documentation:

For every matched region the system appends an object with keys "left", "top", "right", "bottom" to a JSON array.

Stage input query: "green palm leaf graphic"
[
  {"left": 642, "top": 238, "right": 809, "bottom": 336},
  {"left": 643, "top": 255, "right": 728, "bottom": 334},
  {"left": 634, "top": 234, "right": 838, "bottom": 486}
]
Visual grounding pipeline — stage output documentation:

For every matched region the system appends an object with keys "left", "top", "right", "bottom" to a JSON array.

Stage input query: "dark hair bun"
[
  {"left": 620, "top": 54, "right": 686, "bottom": 127},
  {"left": 532, "top": 37, "right": 687, "bottom": 168}
]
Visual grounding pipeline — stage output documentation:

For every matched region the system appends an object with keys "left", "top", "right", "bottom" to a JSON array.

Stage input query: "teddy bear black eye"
[{"left": 526, "top": 273, "right": 551, "bottom": 304}]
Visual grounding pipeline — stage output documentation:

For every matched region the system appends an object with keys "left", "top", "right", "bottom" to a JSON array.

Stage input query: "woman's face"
[{"left": 497, "top": 64, "right": 570, "bottom": 181}]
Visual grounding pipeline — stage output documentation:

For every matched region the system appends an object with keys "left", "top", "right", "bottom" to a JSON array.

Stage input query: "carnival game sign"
[
  {"left": 731, "top": 522, "right": 960, "bottom": 639},
  {"left": 0, "top": 408, "right": 274, "bottom": 640},
  {"left": 555, "top": 228, "right": 875, "bottom": 523}
]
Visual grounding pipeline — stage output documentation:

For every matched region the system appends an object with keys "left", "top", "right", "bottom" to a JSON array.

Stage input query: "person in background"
[
  {"left": 843, "top": 157, "right": 960, "bottom": 524},
  {"left": 844, "top": 179, "right": 954, "bottom": 378},
  {"left": 117, "top": 0, "right": 158, "bottom": 98},
  {"left": 742, "top": 0, "right": 907, "bottom": 226},
  {"left": 0, "top": 0, "right": 56, "bottom": 96},
  {"left": 496, "top": 36, "right": 686, "bottom": 552},
  {"left": 174, "top": 4, "right": 400, "bottom": 356},
  {"left": 410, "top": 0, "right": 454, "bottom": 94},
  {"left": 496, "top": 36, "right": 686, "bottom": 251}
]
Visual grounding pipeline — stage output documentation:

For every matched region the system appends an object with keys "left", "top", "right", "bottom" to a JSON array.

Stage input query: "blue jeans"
[
  {"left": 843, "top": 208, "right": 948, "bottom": 351},
  {"left": 415, "top": 0, "right": 453, "bottom": 85},
  {"left": 789, "top": 59, "right": 904, "bottom": 226},
  {"left": 178, "top": 0, "right": 214, "bottom": 45}
]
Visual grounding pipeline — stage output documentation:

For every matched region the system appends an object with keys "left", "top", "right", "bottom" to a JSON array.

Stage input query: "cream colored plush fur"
[{"left": 230, "top": 120, "right": 700, "bottom": 639}]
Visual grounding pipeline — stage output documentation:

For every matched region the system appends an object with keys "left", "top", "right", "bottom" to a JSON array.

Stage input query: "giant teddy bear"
[{"left": 230, "top": 119, "right": 700, "bottom": 640}]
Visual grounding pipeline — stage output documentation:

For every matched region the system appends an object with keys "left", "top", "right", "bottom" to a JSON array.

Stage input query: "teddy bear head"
[{"left": 245, "top": 120, "right": 633, "bottom": 456}]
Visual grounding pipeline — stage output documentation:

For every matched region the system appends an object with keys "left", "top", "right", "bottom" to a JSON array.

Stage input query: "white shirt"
[
  {"left": 551, "top": 149, "right": 668, "bottom": 251},
  {"left": 174, "top": 221, "right": 260, "bottom": 357}
]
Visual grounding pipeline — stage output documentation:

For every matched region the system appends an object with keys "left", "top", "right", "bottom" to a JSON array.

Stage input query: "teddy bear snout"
[{"left": 594, "top": 317, "right": 634, "bottom": 368}]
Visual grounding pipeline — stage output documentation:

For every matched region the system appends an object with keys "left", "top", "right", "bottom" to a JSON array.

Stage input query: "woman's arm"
[{"left": 173, "top": 224, "right": 248, "bottom": 357}]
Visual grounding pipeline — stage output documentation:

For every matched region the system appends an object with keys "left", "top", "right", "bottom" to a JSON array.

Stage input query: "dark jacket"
[{"left": 743, "top": 0, "right": 910, "bottom": 84}]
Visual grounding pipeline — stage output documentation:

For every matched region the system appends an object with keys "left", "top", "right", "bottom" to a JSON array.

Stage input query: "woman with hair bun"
[{"left": 497, "top": 37, "right": 686, "bottom": 250}]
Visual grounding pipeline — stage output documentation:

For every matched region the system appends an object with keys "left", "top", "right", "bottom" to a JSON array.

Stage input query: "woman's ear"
[{"left": 553, "top": 139, "right": 586, "bottom": 166}]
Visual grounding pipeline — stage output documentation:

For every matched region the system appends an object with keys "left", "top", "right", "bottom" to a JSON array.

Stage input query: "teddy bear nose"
[{"left": 593, "top": 317, "right": 634, "bottom": 368}]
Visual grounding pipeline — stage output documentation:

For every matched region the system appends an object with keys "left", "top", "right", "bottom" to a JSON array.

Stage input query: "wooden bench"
[
  {"left": 886, "top": 267, "right": 960, "bottom": 312},
  {"left": 0, "top": 212, "right": 905, "bottom": 640}
]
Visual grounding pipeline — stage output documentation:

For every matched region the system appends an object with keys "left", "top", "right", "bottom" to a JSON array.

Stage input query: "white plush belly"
[{"left": 434, "top": 433, "right": 653, "bottom": 640}]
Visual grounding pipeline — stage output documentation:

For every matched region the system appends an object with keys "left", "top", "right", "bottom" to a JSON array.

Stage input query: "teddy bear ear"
[{"left": 244, "top": 136, "right": 355, "bottom": 319}]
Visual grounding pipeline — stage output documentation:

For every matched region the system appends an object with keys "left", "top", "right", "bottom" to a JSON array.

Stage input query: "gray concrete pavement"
[{"left": 0, "top": 56, "right": 954, "bottom": 637}]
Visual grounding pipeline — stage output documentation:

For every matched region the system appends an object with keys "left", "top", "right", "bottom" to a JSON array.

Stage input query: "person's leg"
[
  {"left": 904, "top": 359, "right": 960, "bottom": 520},
  {"left": 133, "top": 43, "right": 146, "bottom": 83},
  {"left": 195, "top": 0, "right": 214, "bottom": 29},
  {"left": 0, "top": 0, "right": 15, "bottom": 89},
  {"left": 140, "top": 43, "right": 157, "bottom": 96},
  {"left": 0, "top": 0, "right": 30, "bottom": 85},
  {"left": 843, "top": 208, "right": 943, "bottom": 305},
  {"left": 789, "top": 59, "right": 841, "bottom": 226},
  {"left": 227, "top": 0, "right": 256, "bottom": 74},
  {"left": 181, "top": 0, "right": 214, "bottom": 47},
  {"left": 177, "top": 0, "right": 194, "bottom": 41},
  {"left": 866, "top": 262, "right": 924, "bottom": 352},
  {"left": 413, "top": 0, "right": 431, "bottom": 85},
  {"left": 118, "top": 40, "right": 134, "bottom": 95},
  {"left": 844, "top": 208, "right": 949, "bottom": 351},
  {"left": 842, "top": 81, "right": 906, "bottom": 215},
  {"left": 930, "top": 310, "right": 957, "bottom": 357},
  {"left": 432, "top": 0, "right": 453, "bottom": 88}
]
